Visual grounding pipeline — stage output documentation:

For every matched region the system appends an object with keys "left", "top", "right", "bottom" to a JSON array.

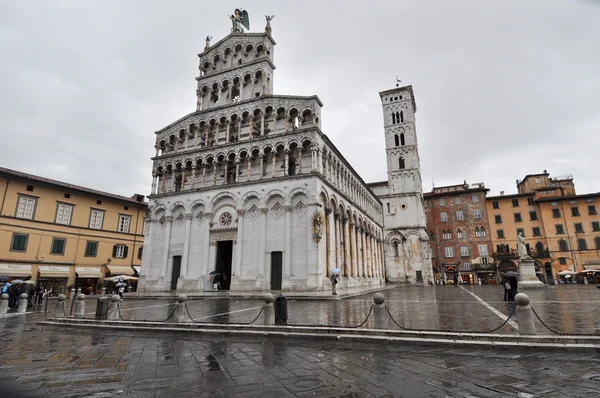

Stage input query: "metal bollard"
[
  {"left": 170, "top": 294, "right": 189, "bottom": 323},
  {"left": 74, "top": 293, "right": 86, "bottom": 319},
  {"left": 262, "top": 293, "right": 275, "bottom": 325},
  {"left": 69, "top": 288, "right": 76, "bottom": 315},
  {"left": 17, "top": 293, "right": 28, "bottom": 314},
  {"left": 0, "top": 293, "right": 8, "bottom": 317},
  {"left": 54, "top": 294, "right": 66, "bottom": 318},
  {"left": 373, "top": 293, "right": 388, "bottom": 330},
  {"left": 515, "top": 293, "right": 536, "bottom": 335},
  {"left": 107, "top": 295, "right": 120, "bottom": 321}
]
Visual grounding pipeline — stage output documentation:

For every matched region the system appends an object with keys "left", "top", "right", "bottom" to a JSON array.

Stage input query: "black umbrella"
[
  {"left": 0, "top": 276, "right": 9, "bottom": 282},
  {"left": 503, "top": 271, "right": 519, "bottom": 278}
]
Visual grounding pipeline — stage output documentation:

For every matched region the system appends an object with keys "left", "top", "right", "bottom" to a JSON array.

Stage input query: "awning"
[
  {"left": 133, "top": 266, "right": 141, "bottom": 275},
  {"left": 38, "top": 265, "right": 71, "bottom": 278},
  {"left": 558, "top": 270, "right": 577, "bottom": 276},
  {"left": 0, "top": 264, "right": 32, "bottom": 276},
  {"left": 76, "top": 267, "right": 103, "bottom": 278},
  {"left": 107, "top": 265, "right": 135, "bottom": 276},
  {"left": 579, "top": 269, "right": 600, "bottom": 273}
]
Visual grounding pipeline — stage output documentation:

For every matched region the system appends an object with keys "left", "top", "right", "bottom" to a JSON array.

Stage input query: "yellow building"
[
  {"left": 0, "top": 167, "right": 147, "bottom": 295},
  {"left": 487, "top": 171, "right": 600, "bottom": 284}
]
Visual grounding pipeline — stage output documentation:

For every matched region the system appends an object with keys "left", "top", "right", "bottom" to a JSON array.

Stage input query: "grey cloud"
[{"left": 1, "top": 0, "right": 598, "bottom": 199}]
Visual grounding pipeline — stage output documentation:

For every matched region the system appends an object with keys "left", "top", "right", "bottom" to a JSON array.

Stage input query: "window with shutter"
[
  {"left": 477, "top": 245, "right": 489, "bottom": 256},
  {"left": 55, "top": 203, "right": 74, "bottom": 225},
  {"left": 118, "top": 215, "right": 131, "bottom": 233},
  {"left": 50, "top": 238, "right": 66, "bottom": 255},
  {"left": 89, "top": 210, "right": 104, "bottom": 229},
  {"left": 11, "top": 233, "right": 28, "bottom": 252},
  {"left": 16, "top": 196, "right": 36, "bottom": 219},
  {"left": 114, "top": 245, "right": 126, "bottom": 258}
]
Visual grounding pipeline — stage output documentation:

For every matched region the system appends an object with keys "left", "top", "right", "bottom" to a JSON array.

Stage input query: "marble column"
[
  {"left": 151, "top": 173, "right": 157, "bottom": 195},
  {"left": 298, "top": 148, "right": 303, "bottom": 174},
  {"left": 284, "top": 150, "right": 289, "bottom": 176},
  {"left": 234, "top": 209, "right": 244, "bottom": 277},
  {"left": 258, "top": 207, "right": 268, "bottom": 287},
  {"left": 350, "top": 223, "right": 357, "bottom": 277},
  {"left": 360, "top": 229, "right": 366, "bottom": 277},
  {"left": 271, "top": 153, "right": 276, "bottom": 178},
  {"left": 260, "top": 114, "right": 265, "bottom": 136},
  {"left": 259, "top": 154, "right": 264, "bottom": 180},
  {"left": 202, "top": 164, "right": 207, "bottom": 186},
  {"left": 334, "top": 213, "right": 341, "bottom": 275},
  {"left": 180, "top": 213, "right": 193, "bottom": 279},
  {"left": 180, "top": 172, "right": 185, "bottom": 191},
  {"left": 191, "top": 166, "right": 197, "bottom": 186},
  {"left": 143, "top": 218, "right": 155, "bottom": 277},
  {"left": 184, "top": 134, "right": 188, "bottom": 150},
  {"left": 160, "top": 217, "right": 173, "bottom": 279},
  {"left": 160, "top": 174, "right": 165, "bottom": 193},
  {"left": 365, "top": 232, "right": 371, "bottom": 278},
  {"left": 204, "top": 127, "right": 209, "bottom": 146},
  {"left": 343, "top": 217, "right": 351, "bottom": 277},
  {"left": 224, "top": 162, "right": 229, "bottom": 185},
  {"left": 235, "top": 159, "right": 240, "bottom": 183},
  {"left": 284, "top": 205, "right": 292, "bottom": 277},
  {"left": 247, "top": 158, "right": 252, "bottom": 182},
  {"left": 213, "top": 163, "right": 217, "bottom": 186},
  {"left": 326, "top": 207, "right": 335, "bottom": 274},
  {"left": 202, "top": 213, "right": 213, "bottom": 286},
  {"left": 249, "top": 118, "right": 253, "bottom": 139},
  {"left": 225, "top": 121, "right": 230, "bottom": 143}
]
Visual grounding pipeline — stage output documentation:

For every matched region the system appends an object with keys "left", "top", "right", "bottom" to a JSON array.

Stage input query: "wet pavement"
[{"left": 1, "top": 285, "right": 600, "bottom": 397}]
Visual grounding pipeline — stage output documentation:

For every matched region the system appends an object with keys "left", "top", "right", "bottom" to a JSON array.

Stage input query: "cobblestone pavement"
[
  {"left": 1, "top": 285, "right": 600, "bottom": 397},
  {"left": 9, "top": 285, "right": 600, "bottom": 334},
  {"left": 1, "top": 315, "right": 600, "bottom": 397}
]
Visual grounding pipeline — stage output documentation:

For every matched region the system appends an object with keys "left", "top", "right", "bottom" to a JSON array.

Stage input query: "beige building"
[
  {"left": 486, "top": 170, "right": 600, "bottom": 283},
  {"left": 0, "top": 167, "right": 147, "bottom": 295}
]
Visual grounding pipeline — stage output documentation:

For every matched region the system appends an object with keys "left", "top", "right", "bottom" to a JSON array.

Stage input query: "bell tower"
[{"left": 378, "top": 85, "right": 433, "bottom": 285}]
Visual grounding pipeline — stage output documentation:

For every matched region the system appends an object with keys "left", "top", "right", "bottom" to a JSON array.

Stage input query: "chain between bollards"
[
  {"left": 385, "top": 305, "right": 517, "bottom": 334},
  {"left": 274, "top": 304, "right": 374, "bottom": 329},
  {"left": 183, "top": 302, "right": 264, "bottom": 325},
  {"left": 530, "top": 307, "right": 599, "bottom": 337}
]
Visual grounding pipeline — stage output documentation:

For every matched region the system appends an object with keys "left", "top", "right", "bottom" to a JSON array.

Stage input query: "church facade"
[{"left": 138, "top": 15, "right": 432, "bottom": 292}]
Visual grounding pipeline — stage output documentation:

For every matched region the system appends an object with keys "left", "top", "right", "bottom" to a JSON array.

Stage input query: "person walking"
[
  {"left": 503, "top": 278, "right": 511, "bottom": 301},
  {"left": 509, "top": 276, "right": 518, "bottom": 301},
  {"left": 453, "top": 274, "right": 458, "bottom": 287},
  {"left": 330, "top": 272, "right": 338, "bottom": 296}
]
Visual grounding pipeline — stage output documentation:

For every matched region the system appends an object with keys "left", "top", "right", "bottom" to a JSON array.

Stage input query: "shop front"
[
  {"left": 75, "top": 267, "right": 103, "bottom": 295},
  {"left": 0, "top": 263, "right": 32, "bottom": 280},
  {"left": 444, "top": 265, "right": 457, "bottom": 284},
  {"left": 38, "top": 265, "right": 71, "bottom": 296},
  {"left": 106, "top": 265, "right": 137, "bottom": 292}
]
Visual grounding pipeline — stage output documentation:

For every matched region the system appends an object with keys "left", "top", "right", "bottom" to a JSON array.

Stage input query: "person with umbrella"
[
  {"left": 330, "top": 268, "right": 340, "bottom": 296},
  {"left": 503, "top": 271, "right": 518, "bottom": 301},
  {"left": 115, "top": 277, "right": 127, "bottom": 300}
]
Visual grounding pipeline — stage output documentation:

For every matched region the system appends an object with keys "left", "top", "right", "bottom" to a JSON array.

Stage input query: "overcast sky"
[{"left": 1, "top": 0, "right": 599, "bottom": 199}]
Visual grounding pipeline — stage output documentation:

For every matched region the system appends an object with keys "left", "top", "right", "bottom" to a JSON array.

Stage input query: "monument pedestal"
[{"left": 518, "top": 257, "right": 545, "bottom": 288}]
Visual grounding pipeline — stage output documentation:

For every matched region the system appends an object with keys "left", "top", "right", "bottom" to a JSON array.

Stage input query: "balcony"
[
  {"left": 492, "top": 249, "right": 550, "bottom": 261},
  {"left": 473, "top": 263, "right": 497, "bottom": 271}
]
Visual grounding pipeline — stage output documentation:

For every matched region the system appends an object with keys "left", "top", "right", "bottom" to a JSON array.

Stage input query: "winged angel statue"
[{"left": 230, "top": 9, "right": 250, "bottom": 33}]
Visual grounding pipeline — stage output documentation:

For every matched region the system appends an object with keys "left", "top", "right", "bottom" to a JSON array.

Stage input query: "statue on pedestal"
[
  {"left": 517, "top": 232, "right": 528, "bottom": 259},
  {"left": 265, "top": 15, "right": 275, "bottom": 34}
]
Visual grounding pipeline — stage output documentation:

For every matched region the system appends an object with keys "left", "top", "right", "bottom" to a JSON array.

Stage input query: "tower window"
[
  {"left": 392, "top": 112, "right": 396, "bottom": 124},
  {"left": 400, "top": 111, "right": 404, "bottom": 123},
  {"left": 398, "top": 157, "right": 405, "bottom": 169},
  {"left": 400, "top": 133, "right": 405, "bottom": 146},
  {"left": 394, "top": 134, "right": 399, "bottom": 147},
  {"left": 395, "top": 112, "right": 400, "bottom": 123}
]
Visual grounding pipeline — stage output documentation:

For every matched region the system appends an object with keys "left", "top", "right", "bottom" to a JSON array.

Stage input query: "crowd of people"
[{"left": 0, "top": 280, "right": 46, "bottom": 310}]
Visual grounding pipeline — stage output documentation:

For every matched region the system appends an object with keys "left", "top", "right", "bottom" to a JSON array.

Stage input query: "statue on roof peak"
[{"left": 230, "top": 9, "right": 250, "bottom": 33}]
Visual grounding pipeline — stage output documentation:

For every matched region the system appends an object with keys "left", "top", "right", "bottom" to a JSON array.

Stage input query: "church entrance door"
[
  {"left": 171, "top": 256, "right": 181, "bottom": 291},
  {"left": 270, "top": 251, "right": 283, "bottom": 290},
  {"left": 215, "top": 241, "right": 233, "bottom": 290}
]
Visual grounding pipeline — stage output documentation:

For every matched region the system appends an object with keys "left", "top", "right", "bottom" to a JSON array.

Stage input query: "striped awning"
[
  {"left": 76, "top": 267, "right": 103, "bottom": 278},
  {"left": 107, "top": 265, "right": 135, "bottom": 276},
  {"left": 0, "top": 264, "right": 32, "bottom": 276}
]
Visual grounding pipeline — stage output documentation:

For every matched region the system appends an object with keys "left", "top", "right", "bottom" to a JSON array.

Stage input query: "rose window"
[{"left": 219, "top": 212, "right": 233, "bottom": 226}]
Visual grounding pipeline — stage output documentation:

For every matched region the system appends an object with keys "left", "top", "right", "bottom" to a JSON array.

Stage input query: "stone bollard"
[
  {"left": 515, "top": 293, "right": 536, "bottom": 335},
  {"left": 77, "top": 287, "right": 82, "bottom": 294},
  {"left": 69, "top": 288, "right": 76, "bottom": 314},
  {"left": 107, "top": 295, "right": 120, "bottom": 321},
  {"left": 171, "top": 294, "right": 189, "bottom": 323},
  {"left": 17, "top": 293, "right": 28, "bottom": 314},
  {"left": 54, "top": 294, "right": 66, "bottom": 318},
  {"left": 101, "top": 287, "right": 106, "bottom": 297},
  {"left": 373, "top": 293, "right": 388, "bottom": 330},
  {"left": 74, "top": 293, "right": 86, "bottom": 319},
  {"left": 262, "top": 293, "right": 275, "bottom": 325},
  {"left": 0, "top": 293, "right": 8, "bottom": 317}
]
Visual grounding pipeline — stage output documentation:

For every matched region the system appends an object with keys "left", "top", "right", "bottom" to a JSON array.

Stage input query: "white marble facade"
[{"left": 139, "top": 22, "right": 428, "bottom": 293}]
